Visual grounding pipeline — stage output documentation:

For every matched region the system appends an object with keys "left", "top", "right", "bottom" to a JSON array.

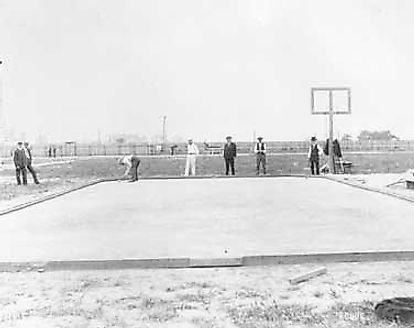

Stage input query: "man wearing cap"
[
  {"left": 118, "top": 154, "right": 141, "bottom": 182},
  {"left": 185, "top": 139, "right": 199, "bottom": 176},
  {"left": 308, "top": 136, "right": 323, "bottom": 175},
  {"left": 24, "top": 142, "right": 40, "bottom": 184},
  {"left": 255, "top": 137, "right": 267, "bottom": 175},
  {"left": 13, "top": 142, "right": 28, "bottom": 185},
  {"left": 224, "top": 136, "right": 237, "bottom": 175}
]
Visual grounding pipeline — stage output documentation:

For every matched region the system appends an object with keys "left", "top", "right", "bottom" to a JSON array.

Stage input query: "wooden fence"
[{"left": 2, "top": 140, "right": 414, "bottom": 158}]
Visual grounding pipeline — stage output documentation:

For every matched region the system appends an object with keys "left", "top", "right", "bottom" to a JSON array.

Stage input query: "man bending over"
[{"left": 118, "top": 154, "right": 141, "bottom": 182}]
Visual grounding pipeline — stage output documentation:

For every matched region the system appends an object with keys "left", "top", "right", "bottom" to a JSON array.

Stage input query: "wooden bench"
[{"left": 335, "top": 160, "right": 353, "bottom": 174}]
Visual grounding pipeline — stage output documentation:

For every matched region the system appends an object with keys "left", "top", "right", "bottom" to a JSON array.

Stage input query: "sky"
[{"left": 1, "top": 0, "right": 414, "bottom": 142}]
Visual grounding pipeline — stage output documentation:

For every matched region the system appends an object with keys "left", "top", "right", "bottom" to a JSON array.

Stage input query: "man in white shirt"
[
  {"left": 185, "top": 139, "right": 199, "bottom": 176},
  {"left": 255, "top": 137, "right": 267, "bottom": 175},
  {"left": 118, "top": 154, "right": 141, "bottom": 182}
]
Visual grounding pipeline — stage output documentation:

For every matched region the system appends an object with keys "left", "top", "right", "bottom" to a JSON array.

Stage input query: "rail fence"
[{"left": 2, "top": 140, "right": 414, "bottom": 158}]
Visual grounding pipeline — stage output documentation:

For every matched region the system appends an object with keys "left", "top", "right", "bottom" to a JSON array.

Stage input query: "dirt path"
[{"left": 1, "top": 261, "right": 413, "bottom": 328}]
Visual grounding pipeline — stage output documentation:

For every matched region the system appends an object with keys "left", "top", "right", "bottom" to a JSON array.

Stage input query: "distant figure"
[
  {"left": 13, "top": 142, "right": 28, "bottom": 185},
  {"left": 118, "top": 154, "right": 141, "bottom": 182},
  {"left": 255, "top": 137, "right": 267, "bottom": 175},
  {"left": 323, "top": 138, "right": 343, "bottom": 173},
  {"left": 156, "top": 144, "right": 162, "bottom": 154},
  {"left": 308, "top": 136, "right": 323, "bottom": 175},
  {"left": 24, "top": 142, "right": 40, "bottom": 184},
  {"left": 185, "top": 139, "right": 199, "bottom": 176},
  {"left": 324, "top": 139, "right": 343, "bottom": 158},
  {"left": 170, "top": 144, "right": 178, "bottom": 156},
  {"left": 224, "top": 136, "right": 237, "bottom": 175},
  {"left": 48, "top": 146, "right": 52, "bottom": 158},
  {"left": 53, "top": 147, "right": 57, "bottom": 158}
]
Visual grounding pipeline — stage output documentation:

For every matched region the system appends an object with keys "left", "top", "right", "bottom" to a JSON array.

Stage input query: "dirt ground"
[{"left": 0, "top": 262, "right": 413, "bottom": 328}]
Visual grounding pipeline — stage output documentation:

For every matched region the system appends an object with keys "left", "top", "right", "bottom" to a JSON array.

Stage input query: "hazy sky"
[{"left": 1, "top": 0, "right": 414, "bottom": 142}]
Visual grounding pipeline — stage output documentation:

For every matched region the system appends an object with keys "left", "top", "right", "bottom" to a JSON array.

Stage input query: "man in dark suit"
[
  {"left": 224, "top": 136, "right": 237, "bottom": 175},
  {"left": 24, "top": 142, "right": 40, "bottom": 184},
  {"left": 307, "top": 136, "right": 323, "bottom": 175},
  {"left": 14, "top": 142, "right": 28, "bottom": 185}
]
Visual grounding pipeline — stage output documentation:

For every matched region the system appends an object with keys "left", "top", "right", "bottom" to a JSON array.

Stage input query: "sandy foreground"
[
  {"left": 1, "top": 169, "right": 413, "bottom": 327},
  {"left": 0, "top": 262, "right": 413, "bottom": 328}
]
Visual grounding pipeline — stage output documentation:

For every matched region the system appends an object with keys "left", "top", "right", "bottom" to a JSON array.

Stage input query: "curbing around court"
[
  {"left": 0, "top": 178, "right": 115, "bottom": 217},
  {"left": 1, "top": 173, "right": 413, "bottom": 217},
  {"left": 323, "top": 175, "right": 414, "bottom": 204},
  {"left": 0, "top": 175, "right": 414, "bottom": 271},
  {"left": 1, "top": 251, "right": 414, "bottom": 272}
]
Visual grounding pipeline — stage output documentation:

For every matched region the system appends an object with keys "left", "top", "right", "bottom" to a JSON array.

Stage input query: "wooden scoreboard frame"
[{"left": 311, "top": 87, "right": 351, "bottom": 174}]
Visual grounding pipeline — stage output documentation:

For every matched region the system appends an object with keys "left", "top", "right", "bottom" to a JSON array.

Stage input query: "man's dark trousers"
[
  {"left": 16, "top": 167, "right": 28, "bottom": 185},
  {"left": 27, "top": 162, "right": 39, "bottom": 184},
  {"left": 225, "top": 158, "right": 235, "bottom": 175},
  {"left": 14, "top": 148, "right": 28, "bottom": 185},
  {"left": 130, "top": 157, "right": 141, "bottom": 181},
  {"left": 256, "top": 153, "right": 266, "bottom": 174},
  {"left": 25, "top": 148, "right": 39, "bottom": 184},
  {"left": 310, "top": 160, "right": 319, "bottom": 175},
  {"left": 224, "top": 142, "right": 237, "bottom": 175}
]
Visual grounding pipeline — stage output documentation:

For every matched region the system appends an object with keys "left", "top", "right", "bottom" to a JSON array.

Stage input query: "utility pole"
[
  {"left": 0, "top": 61, "right": 3, "bottom": 122},
  {"left": 328, "top": 90, "right": 335, "bottom": 174},
  {"left": 253, "top": 130, "right": 256, "bottom": 154},
  {"left": 0, "top": 60, "right": 3, "bottom": 157},
  {"left": 162, "top": 115, "right": 167, "bottom": 151}
]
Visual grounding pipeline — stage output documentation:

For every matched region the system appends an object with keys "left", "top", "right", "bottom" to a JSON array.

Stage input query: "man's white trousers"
[{"left": 185, "top": 155, "right": 197, "bottom": 176}]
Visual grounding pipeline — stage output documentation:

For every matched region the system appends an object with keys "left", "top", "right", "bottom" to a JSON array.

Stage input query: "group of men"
[
  {"left": 186, "top": 135, "right": 330, "bottom": 176},
  {"left": 11, "top": 136, "right": 328, "bottom": 185},
  {"left": 184, "top": 135, "right": 267, "bottom": 177},
  {"left": 13, "top": 141, "right": 39, "bottom": 185},
  {"left": 117, "top": 135, "right": 331, "bottom": 180},
  {"left": 307, "top": 136, "right": 343, "bottom": 175}
]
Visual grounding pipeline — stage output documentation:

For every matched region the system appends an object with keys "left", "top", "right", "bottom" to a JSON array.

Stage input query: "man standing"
[
  {"left": 118, "top": 154, "right": 141, "bottom": 182},
  {"left": 308, "top": 136, "right": 323, "bottom": 175},
  {"left": 14, "top": 142, "right": 28, "bottom": 185},
  {"left": 185, "top": 139, "right": 199, "bottom": 176},
  {"left": 224, "top": 136, "right": 237, "bottom": 175},
  {"left": 24, "top": 142, "right": 40, "bottom": 184},
  {"left": 255, "top": 137, "right": 267, "bottom": 175}
]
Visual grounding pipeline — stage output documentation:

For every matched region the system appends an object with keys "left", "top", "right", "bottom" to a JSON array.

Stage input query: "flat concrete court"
[{"left": 1, "top": 177, "right": 414, "bottom": 262}]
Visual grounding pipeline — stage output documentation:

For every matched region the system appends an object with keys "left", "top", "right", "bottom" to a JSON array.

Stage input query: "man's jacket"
[
  {"left": 14, "top": 149, "right": 28, "bottom": 168},
  {"left": 224, "top": 143, "right": 237, "bottom": 159}
]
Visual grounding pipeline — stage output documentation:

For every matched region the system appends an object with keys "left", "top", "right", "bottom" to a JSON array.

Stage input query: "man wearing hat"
[
  {"left": 185, "top": 138, "right": 199, "bottom": 176},
  {"left": 308, "top": 136, "right": 323, "bottom": 175},
  {"left": 224, "top": 136, "right": 237, "bottom": 175},
  {"left": 13, "top": 142, "right": 28, "bottom": 185},
  {"left": 255, "top": 137, "right": 267, "bottom": 175}
]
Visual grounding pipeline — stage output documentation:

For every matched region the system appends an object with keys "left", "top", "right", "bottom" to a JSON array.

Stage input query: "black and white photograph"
[{"left": 0, "top": 0, "right": 414, "bottom": 327}]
